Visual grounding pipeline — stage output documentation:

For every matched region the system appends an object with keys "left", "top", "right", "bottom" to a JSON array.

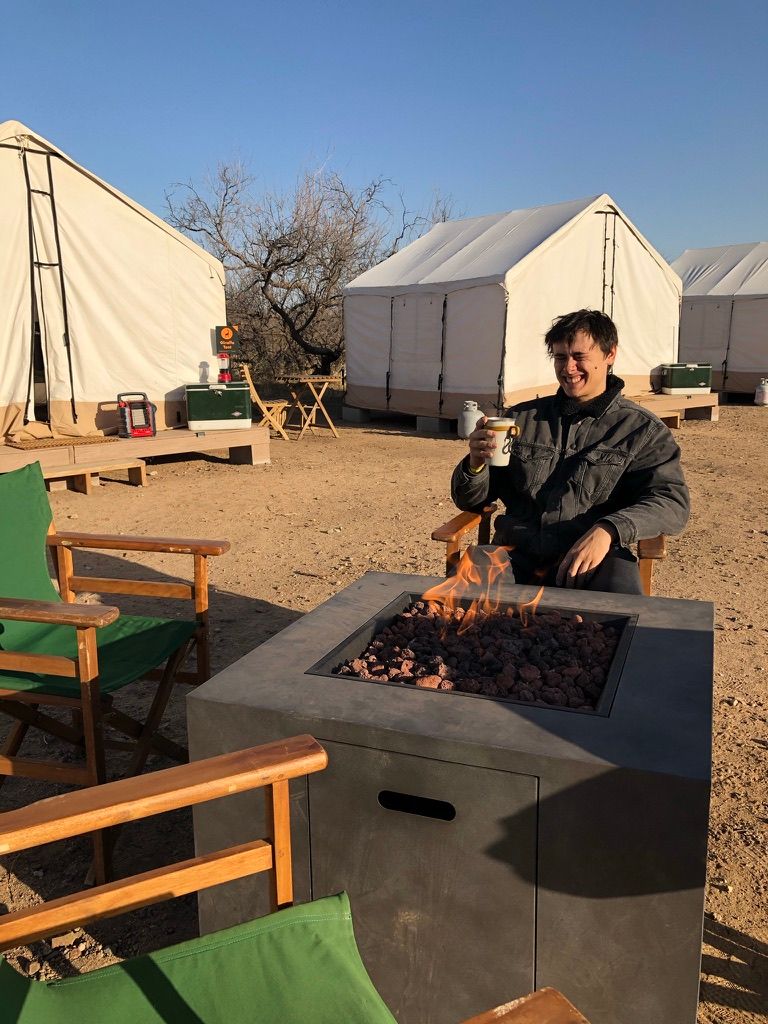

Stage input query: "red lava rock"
[
  {"left": 334, "top": 601, "right": 620, "bottom": 713},
  {"left": 416, "top": 675, "right": 442, "bottom": 689}
]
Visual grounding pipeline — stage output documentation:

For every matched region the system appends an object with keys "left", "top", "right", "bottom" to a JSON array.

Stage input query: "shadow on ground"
[
  {"left": 0, "top": 549, "right": 300, "bottom": 973},
  {"left": 699, "top": 918, "right": 768, "bottom": 1016}
]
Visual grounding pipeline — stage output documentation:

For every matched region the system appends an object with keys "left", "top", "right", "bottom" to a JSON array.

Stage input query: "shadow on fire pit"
[{"left": 487, "top": 767, "right": 709, "bottom": 898}]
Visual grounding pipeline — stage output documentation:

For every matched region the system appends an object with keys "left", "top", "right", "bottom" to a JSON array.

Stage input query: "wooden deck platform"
[
  {"left": 0, "top": 425, "right": 270, "bottom": 473},
  {"left": 627, "top": 390, "right": 719, "bottom": 424}
]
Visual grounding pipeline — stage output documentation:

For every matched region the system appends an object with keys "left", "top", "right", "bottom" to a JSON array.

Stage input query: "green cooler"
[
  {"left": 660, "top": 363, "right": 712, "bottom": 394},
  {"left": 185, "top": 382, "right": 252, "bottom": 430}
]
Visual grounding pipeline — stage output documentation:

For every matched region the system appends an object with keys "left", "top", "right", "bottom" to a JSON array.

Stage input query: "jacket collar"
[{"left": 554, "top": 374, "right": 625, "bottom": 418}]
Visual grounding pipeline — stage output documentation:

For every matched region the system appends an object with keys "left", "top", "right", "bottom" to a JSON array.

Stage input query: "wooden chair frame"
[
  {"left": 0, "top": 524, "right": 228, "bottom": 882},
  {"left": 432, "top": 503, "right": 667, "bottom": 596},
  {"left": 240, "top": 364, "right": 291, "bottom": 441},
  {"left": 0, "top": 735, "right": 589, "bottom": 1024}
]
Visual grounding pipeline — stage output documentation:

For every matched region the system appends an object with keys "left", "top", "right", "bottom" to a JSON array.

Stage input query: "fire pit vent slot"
[{"left": 377, "top": 790, "right": 457, "bottom": 821}]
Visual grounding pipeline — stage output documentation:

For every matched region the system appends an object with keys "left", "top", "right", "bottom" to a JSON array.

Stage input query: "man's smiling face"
[{"left": 552, "top": 330, "right": 617, "bottom": 403}]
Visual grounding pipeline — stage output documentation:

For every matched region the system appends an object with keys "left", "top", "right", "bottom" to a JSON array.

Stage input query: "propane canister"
[
  {"left": 755, "top": 378, "right": 768, "bottom": 406},
  {"left": 458, "top": 400, "right": 482, "bottom": 439}
]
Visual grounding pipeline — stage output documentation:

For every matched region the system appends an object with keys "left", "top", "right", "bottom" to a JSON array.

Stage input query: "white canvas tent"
[
  {"left": 672, "top": 243, "right": 768, "bottom": 393},
  {"left": 0, "top": 120, "right": 226, "bottom": 439},
  {"left": 344, "top": 194, "right": 681, "bottom": 417}
]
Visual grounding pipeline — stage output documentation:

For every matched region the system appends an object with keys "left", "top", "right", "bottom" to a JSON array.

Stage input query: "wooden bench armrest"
[
  {"left": 432, "top": 504, "right": 498, "bottom": 544},
  {"left": 0, "top": 735, "right": 327, "bottom": 855},
  {"left": 49, "top": 533, "right": 230, "bottom": 557},
  {"left": 0, "top": 596, "right": 119, "bottom": 628},
  {"left": 637, "top": 535, "right": 667, "bottom": 561},
  {"left": 460, "top": 987, "right": 590, "bottom": 1023}
]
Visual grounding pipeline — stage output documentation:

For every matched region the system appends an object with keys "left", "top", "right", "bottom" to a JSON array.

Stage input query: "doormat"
[{"left": 5, "top": 435, "right": 120, "bottom": 450}]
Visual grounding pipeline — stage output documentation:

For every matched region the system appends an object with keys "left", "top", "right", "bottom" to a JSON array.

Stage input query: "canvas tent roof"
[
  {"left": 672, "top": 242, "right": 768, "bottom": 298},
  {"left": 0, "top": 120, "right": 224, "bottom": 279},
  {"left": 344, "top": 193, "right": 681, "bottom": 418},
  {"left": 346, "top": 193, "right": 679, "bottom": 296}
]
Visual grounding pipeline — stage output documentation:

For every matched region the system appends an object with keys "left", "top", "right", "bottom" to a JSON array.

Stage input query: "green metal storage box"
[
  {"left": 660, "top": 363, "right": 712, "bottom": 394},
  {"left": 185, "top": 382, "right": 252, "bottom": 430}
]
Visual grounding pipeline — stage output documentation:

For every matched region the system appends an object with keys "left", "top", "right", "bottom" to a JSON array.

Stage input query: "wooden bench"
[{"left": 43, "top": 458, "right": 147, "bottom": 496}]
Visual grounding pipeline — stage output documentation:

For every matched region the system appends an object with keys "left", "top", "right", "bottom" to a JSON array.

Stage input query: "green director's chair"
[
  {"left": 0, "top": 462, "right": 229, "bottom": 882},
  {"left": 0, "top": 735, "right": 590, "bottom": 1024}
]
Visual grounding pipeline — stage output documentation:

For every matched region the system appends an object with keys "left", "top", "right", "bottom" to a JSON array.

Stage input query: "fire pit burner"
[{"left": 310, "top": 593, "right": 635, "bottom": 715}]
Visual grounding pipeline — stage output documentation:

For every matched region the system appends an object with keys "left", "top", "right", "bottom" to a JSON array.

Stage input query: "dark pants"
[{"left": 508, "top": 546, "right": 645, "bottom": 596}]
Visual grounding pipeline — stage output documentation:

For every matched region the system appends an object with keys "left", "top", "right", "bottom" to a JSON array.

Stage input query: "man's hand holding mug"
[{"left": 468, "top": 416, "right": 520, "bottom": 469}]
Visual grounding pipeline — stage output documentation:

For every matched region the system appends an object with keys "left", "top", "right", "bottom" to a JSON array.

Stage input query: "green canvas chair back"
[
  {"left": 0, "top": 462, "right": 60, "bottom": 603},
  {"left": 0, "top": 893, "right": 396, "bottom": 1024},
  {"left": 0, "top": 461, "right": 196, "bottom": 697}
]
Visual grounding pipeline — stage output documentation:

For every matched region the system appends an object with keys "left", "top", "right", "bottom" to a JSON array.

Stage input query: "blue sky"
[{"left": 2, "top": 0, "right": 766, "bottom": 261}]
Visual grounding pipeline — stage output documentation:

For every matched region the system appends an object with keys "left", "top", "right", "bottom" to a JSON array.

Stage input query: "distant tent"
[
  {"left": 672, "top": 243, "right": 768, "bottom": 394},
  {"left": 343, "top": 193, "right": 681, "bottom": 417},
  {"left": 0, "top": 120, "right": 226, "bottom": 439}
]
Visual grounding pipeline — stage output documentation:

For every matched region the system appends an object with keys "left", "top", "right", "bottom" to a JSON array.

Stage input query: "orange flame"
[
  {"left": 422, "top": 545, "right": 542, "bottom": 632},
  {"left": 518, "top": 585, "right": 545, "bottom": 627}
]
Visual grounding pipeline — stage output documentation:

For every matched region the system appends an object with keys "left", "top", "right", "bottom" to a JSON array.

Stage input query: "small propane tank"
[
  {"left": 755, "top": 378, "right": 768, "bottom": 406},
  {"left": 458, "top": 400, "right": 481, "bottom": 439}
]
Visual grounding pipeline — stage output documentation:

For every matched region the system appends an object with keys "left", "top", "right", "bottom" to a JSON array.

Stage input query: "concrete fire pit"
[{"left": 188, "top": 572, "right": 713, "bottom": 1024}]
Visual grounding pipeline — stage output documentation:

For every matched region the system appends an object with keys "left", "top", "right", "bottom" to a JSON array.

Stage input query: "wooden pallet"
[{"left": 43, "top": 458, "right": 147, "bottom": 496}]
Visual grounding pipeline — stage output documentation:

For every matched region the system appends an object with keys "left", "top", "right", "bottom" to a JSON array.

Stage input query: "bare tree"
[
  {"left": 168, "top": 167, "right": 384, "bottom": 374},
  {"left": 167, "top": 166, "right": 461, "bottom": 376}
]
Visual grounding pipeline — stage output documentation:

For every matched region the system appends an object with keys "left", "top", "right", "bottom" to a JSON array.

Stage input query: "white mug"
[{"left": 483, "top": 417, "right": 520, "bottom": 467}]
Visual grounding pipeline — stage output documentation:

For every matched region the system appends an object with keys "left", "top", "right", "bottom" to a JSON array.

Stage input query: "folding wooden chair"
[
  {"left": 0, "top": 462, "right": 229, "bottom": 882},
  {"left": 0, "top": 735, "right": 590, "bottom": 1024},
  {"left": 239, "top": 364, "right": 291, "bottom": 441}
]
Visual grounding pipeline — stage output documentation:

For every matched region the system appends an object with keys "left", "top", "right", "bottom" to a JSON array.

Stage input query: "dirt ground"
[{"left": 1, "top": 402, "right": 766, "bottom": 1022}]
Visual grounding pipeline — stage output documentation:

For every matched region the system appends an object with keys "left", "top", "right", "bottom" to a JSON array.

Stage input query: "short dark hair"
[{"left": 544, "top": 309, "right": 618, "bottom": 357}]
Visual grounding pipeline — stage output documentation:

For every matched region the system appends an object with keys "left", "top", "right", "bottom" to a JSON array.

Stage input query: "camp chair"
[
  {"left": 432, "top": 503, "right": 667, "bottom": 596},
  {"left": 239, "top": 363, "right": 291, "bottom": 441},
  {"left": 0, "top": 462, "right": 229, "bottom": 881},
  {"left": 0, "top": 735, "right": 590, "bottom": 1024}
]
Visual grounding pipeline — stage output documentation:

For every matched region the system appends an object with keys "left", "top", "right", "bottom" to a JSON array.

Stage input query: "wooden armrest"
[
  {"left": 0, "top": 735, "right": 327, "bottom": 855},
  {"left": 49, "top": 532, "right": 230, "bottom": 556},
  {"left": 0, "top": 596, "right": 119, "bottom": 628},
  {"left": 459, "top": 987, "right": 590, "bottom": 1023},
  {"left": 432, "top": 504, "right": 498, "bottom": 544},
  {"left": 637, "top": 535, "right": 667, "bottom": 560}
]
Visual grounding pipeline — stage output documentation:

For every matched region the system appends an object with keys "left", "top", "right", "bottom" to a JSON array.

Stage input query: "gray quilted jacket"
[{"left": 451, "top": 378, "right": 690, "bottom": 561}]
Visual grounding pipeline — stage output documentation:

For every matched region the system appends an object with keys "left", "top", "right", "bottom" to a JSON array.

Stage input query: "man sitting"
[{"left": 452, "top": 309, "right": 689, "bottom": 594}]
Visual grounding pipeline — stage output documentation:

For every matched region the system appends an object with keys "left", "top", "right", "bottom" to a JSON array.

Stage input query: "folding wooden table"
[{"left": 278, "top": 374, "right": 342, "bottom": 439}]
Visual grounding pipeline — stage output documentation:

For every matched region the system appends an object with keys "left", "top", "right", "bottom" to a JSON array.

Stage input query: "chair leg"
[
  {"left": 0, "top": 719, "right": 32, "bottom": 791},
  {"left": 194, "top": 554, "right": 210, "bottom": 683},
  {"left": 80, "top": 679, "right": 110, "bottom": 885},
  {"left": 103, "top": 708, "right": 188, "bottom": 763},
  {"left": 638, "top": 558, "right": 653, "bottom": 596},
  {"left": 126, "top": 642, "right": 192, "bottom": 778}
]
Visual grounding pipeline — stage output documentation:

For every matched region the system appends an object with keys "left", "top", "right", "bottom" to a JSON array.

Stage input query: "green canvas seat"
[
  {"left": 0, "top": 893, "right": 395, "bottom": 1024},
  {"left": 0, "top": 461, "right": 229, "bottom": 883},
  {"left": 0, "top": 614, "right": 196, "bottom": 698}
]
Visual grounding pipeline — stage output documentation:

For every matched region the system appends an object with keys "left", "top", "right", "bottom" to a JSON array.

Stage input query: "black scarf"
[{"left": 555, "top": 374, "right": 625, "bottom": 419}]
